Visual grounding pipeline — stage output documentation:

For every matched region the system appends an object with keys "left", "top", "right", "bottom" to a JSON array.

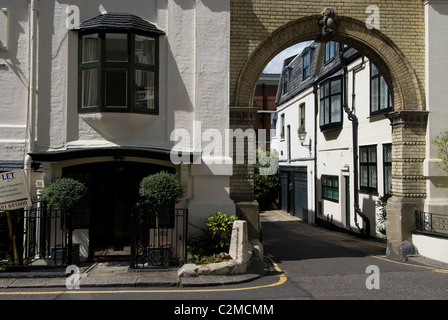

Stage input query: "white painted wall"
[
  {"left": 315, "top": 57, "right": 392, "bottom": 236},
  {"left": 0, "top": 0, "right": 234, "bottom": 234},
  {"left": 424, "top": 0, "right": 448, "bottom": 215}
]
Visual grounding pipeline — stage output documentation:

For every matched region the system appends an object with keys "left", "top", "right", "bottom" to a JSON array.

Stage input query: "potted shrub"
[
  {"left": 43, "top": 177, "right": 87, "bottom": 211},
  {"left": 139, "top": 171, "right": 184, "bottom": 209},
  {"left": 42, "top": 177, "right": 87, "bottom": 265},
  {"left": 139, "top": 171, "right": 184, "bottom": 266}
]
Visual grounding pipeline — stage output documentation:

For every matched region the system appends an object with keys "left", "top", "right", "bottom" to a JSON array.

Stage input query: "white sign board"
[{"left": 0, "top": 170, "right": 31, "bottom": 211}]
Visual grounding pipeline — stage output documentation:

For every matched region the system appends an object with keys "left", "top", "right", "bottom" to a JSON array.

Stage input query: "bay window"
[{"left": 77, "top": 13, "right": 164, "bottom": 114}]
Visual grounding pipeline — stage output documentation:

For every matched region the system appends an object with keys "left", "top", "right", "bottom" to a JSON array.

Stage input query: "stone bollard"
[{"left": 229, "top": 220, "right": 251, "bottom": 274}]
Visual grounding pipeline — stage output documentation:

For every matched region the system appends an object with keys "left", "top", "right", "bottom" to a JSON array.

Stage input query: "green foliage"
[
  {"left": 433, "top": 131, "right": 448, "bottom": 173},
  {"left": 376, "top": 194, "right": 391, "bottom": 238},
  {"left": 187, "top": 212, "right": 237, "bottom": 263},
  {"left": 43, "top": 177, "right": 87, "bottom": 211},
  {"left": 254, "top": 149, "right": 280, "bottom": 211},
  {"left": 139, "top": 171, "right": 183, "bottom": 208},
  {"left": 0, "top": 259, "right": 12, "bottom": 272},
  {"left": 206, "top": 212, "right": 237, "bottom": 251}
]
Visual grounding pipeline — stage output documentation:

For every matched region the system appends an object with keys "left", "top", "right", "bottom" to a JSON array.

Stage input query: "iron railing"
[
  {"left": 0, "top": 204, "right": 74, "bottom": 267},
  {"left": 130, "top": 203, "right": 188, "bottom": 269},
  {"left": 415, "top": 210, "right": 448, "bottom": 236}
]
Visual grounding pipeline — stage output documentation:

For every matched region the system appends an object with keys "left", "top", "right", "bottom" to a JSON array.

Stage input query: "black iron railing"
[
  {"left": 0, "top": 204, "right": 76, "bottom": 267},
  {"left": 130, "top": 204, "right": 188, "bottom": 269},
  {"left": 415, "top": 210, "right": 448, "bottom": 236}
]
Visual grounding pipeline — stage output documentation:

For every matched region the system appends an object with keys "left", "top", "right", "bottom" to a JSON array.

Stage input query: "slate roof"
[
  {"left": 77, "top": 13, "right": 165, "bottom": 35},
  {"left": 276, "top": 42, "right": 362, "bottom": 106}
]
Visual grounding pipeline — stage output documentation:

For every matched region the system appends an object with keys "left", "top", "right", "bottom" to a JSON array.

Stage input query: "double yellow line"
[
  {"left": 273, "top": 210, "right": 448, "bottom": 274},
  {"left": 0, "top": 258, "right": 286, "bottom": 296}
]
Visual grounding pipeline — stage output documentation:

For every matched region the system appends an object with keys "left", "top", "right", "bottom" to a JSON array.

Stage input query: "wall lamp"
[{"left": 298, "top": 129, "right": 312, "bottom": 155}]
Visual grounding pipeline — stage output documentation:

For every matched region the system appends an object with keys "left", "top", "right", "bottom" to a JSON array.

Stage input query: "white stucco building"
[{"left": 0, "top": 0, "right": 235, "bottom": 261}]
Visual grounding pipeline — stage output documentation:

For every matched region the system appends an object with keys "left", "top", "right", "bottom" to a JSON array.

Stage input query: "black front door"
[{"left": 63, "top": 161, "right": 174, "bottom": 260}]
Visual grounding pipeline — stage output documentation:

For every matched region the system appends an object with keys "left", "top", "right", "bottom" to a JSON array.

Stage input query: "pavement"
[{"left": 0, "top": 259, "right": 268, "bottom": 289}]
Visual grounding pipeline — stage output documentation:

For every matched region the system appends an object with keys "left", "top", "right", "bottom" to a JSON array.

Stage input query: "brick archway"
[
  {"left": 233, "top": 15, "right": 424, "bottom": 112},
  {"left": 230, "top": 12, "right": 428, "bottom": 256}
]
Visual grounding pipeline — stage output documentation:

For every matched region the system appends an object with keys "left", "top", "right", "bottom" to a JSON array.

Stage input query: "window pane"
[
  {"left": 105, "top": 69, "right": 127, "bottom": 108},
  {"left": 360, "top": 147, "right": 368, "bottom": 162},
  {"left": 331, "top": 95, "right": 341, "bottom": 123},
  {"left": 331, "top": 79, "right": 341, "bottom": 94},
  {"left": 384, "top": 144, "right": 392, "bottom": 162},
  {"left": 106, "top": 34, "right": 128, "bottom": 62},
  {"left": 369, "top": 146, "right": 377, "bottom": 162},
  {"left": 369, "top": 166, "right": 377, "bottom": 189},
  {"left": 82, "top": 34, "right": 99, "bottom": 63},
  {"left": 135, "top": 35, "right": 155, "bottom": 65},
  {"left": 371, "top": 63, "right": 379, "bottom": 76},
  {"left": 371, "top": 78, "right": 379, "bottom": 112},
  {"left": 135, "top": 70, "right": 155, "bottom": 110},
  {"left": 361, "top": 166, "right": 368, "bottom": 187},
  {"left": 380, "top": 76, "right": 389, "bottom": 110},
  {"left": 82, "top": 69, "right": 98, "bottom": 108},
  {"left": 385, "top": 166, "right": 392, "bottom": 194},
  {"left": 324, "top": 98, "right": 330, "bottom": 124}
]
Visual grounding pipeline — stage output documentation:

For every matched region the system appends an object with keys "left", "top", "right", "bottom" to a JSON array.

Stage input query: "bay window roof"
[{"left": 76, "top": 12, "right": 165, "bottom": 35}]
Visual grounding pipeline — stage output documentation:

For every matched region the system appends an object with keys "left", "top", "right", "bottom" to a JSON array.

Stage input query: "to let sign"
[{"left": 0, "top": 170, "right": 31, "bottom": 211}]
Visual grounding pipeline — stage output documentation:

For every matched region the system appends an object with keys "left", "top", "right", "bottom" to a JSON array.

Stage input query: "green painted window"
[{"left": 78, "top": 31, "right": 159, "bottom": 114}]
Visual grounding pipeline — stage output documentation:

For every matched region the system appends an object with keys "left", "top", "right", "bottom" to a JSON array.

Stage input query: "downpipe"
[{"left": 342, "top": 56, "right": 370, "bottom": 238}]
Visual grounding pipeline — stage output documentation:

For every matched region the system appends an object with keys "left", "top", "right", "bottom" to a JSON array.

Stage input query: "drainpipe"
[
  {"left": 313, "top": 83, "right": 318, "bottom": 226},
  {"left": 342, "top": 56, "right": 370, "bottom": 238},
  {"left": 24, "top": 0, "right": 38, "bottom": 185}
]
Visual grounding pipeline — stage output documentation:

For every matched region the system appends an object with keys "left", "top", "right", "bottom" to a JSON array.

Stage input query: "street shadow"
[{"left": 261, "top": 218, "right": 385, "bottom": 263}]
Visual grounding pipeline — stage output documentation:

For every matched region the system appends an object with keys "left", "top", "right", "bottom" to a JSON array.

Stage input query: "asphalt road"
[{"left": 0, "top": 210, "right": 447, "bottom": 306}]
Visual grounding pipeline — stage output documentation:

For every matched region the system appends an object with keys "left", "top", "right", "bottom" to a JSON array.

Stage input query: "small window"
[
  {"left": 383, "top": 144, "right": 392, "bottom": 195},
  {"left": 299, "top": 103, "right": 305, "bottom": 133},
  {"left": 280, "top": 114, "right": 285, "bottom": 139},
  {"left": 324, "top": 41, "right": 336, "bottom": 63},
  {"left": 303, "top": 51, "right": 310, "bottom": 80},
  {"left": 360, "top": 145, "right": 378, "bottom": 193},
  {"left": 322, "top": 175, "right": 339, "bottom": 202},
  {"left": 282, "top": 67, "right": 290, "bottom": 95},
  {"left": 370, "top": 63, "right": 392, "bottom": 115},
  {"left": 319, "top": 76, "right": 343, "bottom": 131}
]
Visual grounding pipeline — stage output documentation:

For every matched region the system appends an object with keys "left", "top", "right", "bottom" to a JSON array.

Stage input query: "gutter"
[{"left": 342, "top": 54, "right": 371, "bottom": 238}]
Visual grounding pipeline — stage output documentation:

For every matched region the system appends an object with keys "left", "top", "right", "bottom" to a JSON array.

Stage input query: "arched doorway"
[
  {"left": 230, "top": 11, "right": 428, "bottom": 256},
  {"left": 63, "top": 161, "right": 175, "bottom": 260}
]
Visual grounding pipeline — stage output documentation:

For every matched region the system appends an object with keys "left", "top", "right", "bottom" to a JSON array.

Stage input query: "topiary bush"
[
  {"left": 139, "top": 171, "right": 183, "bottom": 208},
  {"left": 43, "top": 177, "right": 87, "bottom": 211}
]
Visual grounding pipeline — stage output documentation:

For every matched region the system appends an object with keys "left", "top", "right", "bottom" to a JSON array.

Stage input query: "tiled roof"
[{"left": 77, "top": 13, "right": 165, "bottom": 35}]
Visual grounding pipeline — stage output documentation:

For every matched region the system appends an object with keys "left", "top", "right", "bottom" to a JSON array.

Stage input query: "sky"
[{"left": 263, "top": 41, "right": 313, "bottom": 74}]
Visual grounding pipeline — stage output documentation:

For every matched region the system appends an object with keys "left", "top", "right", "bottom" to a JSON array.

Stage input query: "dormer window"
[
  {"left": 77, "top": 13, "right": 164, "bottom": 114},
  {"left": 282, "top": 67, "right": 291, "bottom": 95}
]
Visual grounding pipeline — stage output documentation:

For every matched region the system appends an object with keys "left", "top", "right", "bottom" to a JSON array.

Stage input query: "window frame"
[
  {"left": 383, "top": 143, "right": 392, "bottom": 195},
  {"left": 319, "top": 76, "right": 343, "bottom": 131},
  {"left": 322, "top": 175, "right": 339, "bottom": 202},
  {"left": 302, "top": 50, "right": 310, "bottom": 80},
  {"left": 78, "top": 30, "right": 160, "bottom": 115},
  {"left": 282, "top": 67, "right": 290, "bottom": 95},
  {"left": 299, "top": 103, "right": 305, "bottom": 133},
  {"left": 359, "top": 145, "right": 378, "bottom": 194},
  {"left": 370, "top": 62, "right": 392, "bottom": 116},
  {"left": 324, "top": 41, "right": 336, "bottom": 64}
]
